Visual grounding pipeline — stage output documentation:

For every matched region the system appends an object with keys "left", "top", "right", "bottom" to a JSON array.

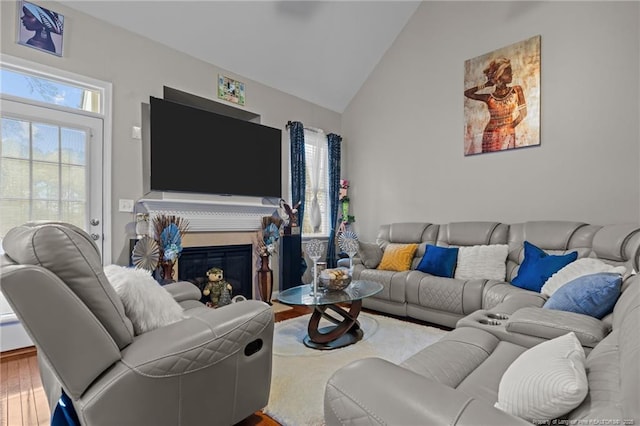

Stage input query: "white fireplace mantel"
[{"left": 137, "top": 198, "right": 278, "bottom": 232}]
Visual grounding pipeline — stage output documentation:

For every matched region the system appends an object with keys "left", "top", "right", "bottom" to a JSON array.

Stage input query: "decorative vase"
[
  {"left": 159, "top": 261, "right": 175, "bottom": 284},
  {"left": 305, "top": 239, "right": 324, "bottom": 298},
  {"left": 258, "top": 254, "right": 273, "bottom": 304}
]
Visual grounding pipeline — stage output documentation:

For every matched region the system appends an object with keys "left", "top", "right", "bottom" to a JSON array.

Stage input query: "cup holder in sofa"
[
  {"left": 478, "top": 318, "right": 503, "bottom": 326},
  {"left": 486, "top": 313, "right": 509, "bottom": 320}
]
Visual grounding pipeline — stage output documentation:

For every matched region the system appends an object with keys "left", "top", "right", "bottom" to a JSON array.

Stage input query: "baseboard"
[{"left": 0, "top": 345, "right": 37, "bottom": 363}]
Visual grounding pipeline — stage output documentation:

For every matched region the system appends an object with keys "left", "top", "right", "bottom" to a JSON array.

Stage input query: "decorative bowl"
[
  {"left": 319, "top": 275, "right": 352, "bottom": 291},
  {"left": 319, "top": 268, "right": 352, "bottom": 291}
]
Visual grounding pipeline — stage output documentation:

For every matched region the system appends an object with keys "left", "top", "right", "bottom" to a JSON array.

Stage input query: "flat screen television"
[{"left": 149, "top": 97, "right": 282, "bottom": 198}]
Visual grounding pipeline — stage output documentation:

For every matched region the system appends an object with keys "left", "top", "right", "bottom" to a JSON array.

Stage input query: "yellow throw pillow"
[{"left": 377, "top": 243, "right": 418, "bottom": 272}]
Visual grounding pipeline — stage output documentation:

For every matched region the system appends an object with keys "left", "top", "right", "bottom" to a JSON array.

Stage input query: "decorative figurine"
[
  {"left": 279, "top": 199, "right": 301, "bottom": 235},
  {"left": 202, "top": 267, "right": 233, "bottom": 308}
]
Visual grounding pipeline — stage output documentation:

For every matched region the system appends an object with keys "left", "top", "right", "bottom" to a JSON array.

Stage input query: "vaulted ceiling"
[{"left": 60, "top": 1, "right": 421, "bottom": 113}]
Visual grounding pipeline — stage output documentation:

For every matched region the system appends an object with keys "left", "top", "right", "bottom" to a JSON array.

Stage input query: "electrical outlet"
[{"left": 119, "top": 199, "right": 134, "bottom": 213}]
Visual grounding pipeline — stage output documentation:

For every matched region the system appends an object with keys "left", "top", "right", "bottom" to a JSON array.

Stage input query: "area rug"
[{"left": 264, "top": 312, "right": 448, "bottom": 425}]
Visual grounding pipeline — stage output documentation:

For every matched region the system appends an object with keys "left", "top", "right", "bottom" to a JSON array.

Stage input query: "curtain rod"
[{"left": 285, "top": 121, "right": 323, "bottom": 133}]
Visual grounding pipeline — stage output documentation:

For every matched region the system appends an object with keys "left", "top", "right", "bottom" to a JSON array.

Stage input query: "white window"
[
  {"left": 0, "top": 67, "right": 102, "bottom": 113},
  {"left": 1, "top": 115, "right": 89, "bottom": 231},
  {"left": 0, "top": 56, "right": 111, "bottom": 262},
  {"left": 302, "top": 128, "right": 330, "bottom": 237}
]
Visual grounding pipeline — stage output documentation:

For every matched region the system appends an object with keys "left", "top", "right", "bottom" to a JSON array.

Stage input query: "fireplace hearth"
[{"left": 178, "top": 244, "right": 253, "bottom": 301}]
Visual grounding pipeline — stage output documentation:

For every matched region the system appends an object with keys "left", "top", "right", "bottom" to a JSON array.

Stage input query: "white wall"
[
  {"left": 1, "top": 1, "right": 341, "bottom": 264},
  {"left": 2, "top": 1, "right": 639, "bottom": 255},
  {"left": 342, "top": 1, "right": 640, "bottom": 241}
]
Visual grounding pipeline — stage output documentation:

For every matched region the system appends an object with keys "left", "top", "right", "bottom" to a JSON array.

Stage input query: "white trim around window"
[{"left": 1, "top": 54, "right": 113, "bottom": 264}]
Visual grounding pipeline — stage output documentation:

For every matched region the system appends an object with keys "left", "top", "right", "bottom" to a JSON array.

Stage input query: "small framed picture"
[
  {"left": 218, "top": 75, "right": 245, "bottom": 106},
  {"left": 17, "top": 1, "right": 64, "bottom": 57}
]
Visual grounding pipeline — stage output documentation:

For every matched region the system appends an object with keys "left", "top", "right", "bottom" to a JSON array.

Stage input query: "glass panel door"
[{"left": 0, "top": 98, "right": 103, "bottom": 255}]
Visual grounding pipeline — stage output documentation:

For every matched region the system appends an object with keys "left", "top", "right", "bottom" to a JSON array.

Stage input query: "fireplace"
[
  {"left": 178, "top": 244, "right": 253, "bottom": 301},
  {"left": 137, "top": 197, "right": 281, "bottom": 301}
]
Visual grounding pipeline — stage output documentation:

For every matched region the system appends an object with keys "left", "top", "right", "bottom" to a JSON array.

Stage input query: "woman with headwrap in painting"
[
  {"left": 21, "top": 2, "right": 63, "bottom": 54},
  {"left": 464, "top": 58, "right": 527, "bottom": 153}
]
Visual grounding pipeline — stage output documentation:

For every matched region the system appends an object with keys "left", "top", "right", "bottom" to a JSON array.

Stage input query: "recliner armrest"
[
  {"left": 324, "top": 357, "right": 529, "bottom": 426},
  {"left": 483, "top": 282, "right": 546, "bottom": 312},
  {"left": 162, "top": 280, "right": 202, "bottom": 303},
  {"left": 121, "top": 300, "right": 273, "bottom": 375},
  {"left": 505, "top": 307, "right": 608, "bottom": 348}
]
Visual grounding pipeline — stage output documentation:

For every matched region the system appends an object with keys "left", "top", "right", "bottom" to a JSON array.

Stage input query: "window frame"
[
  {"left": 301, "top": 128, "right": 330, "bottom": 239},
  {"left": 1, "top": 57, "right": 105, "bottom": 118},
  {"left": 0, "top": 54, "right": 113, "bottom": 263}
]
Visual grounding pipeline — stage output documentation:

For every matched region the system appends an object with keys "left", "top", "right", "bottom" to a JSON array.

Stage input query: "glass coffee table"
[{"left": 277, "top": 280, "right": 383, "bottom": 350}]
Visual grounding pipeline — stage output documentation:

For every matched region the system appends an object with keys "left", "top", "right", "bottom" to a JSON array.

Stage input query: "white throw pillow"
[
  {"left": 541, "top": 258, "right": 627, "bottom": 297},
  {"left": 104, "top": 265, "right": 184, "bottom": 335},
  {"left": 494, "top": 332, "right": 588, "bottom": 422},
  {"left": 454, "top": 244, "right": 508, "bottom": 281}
]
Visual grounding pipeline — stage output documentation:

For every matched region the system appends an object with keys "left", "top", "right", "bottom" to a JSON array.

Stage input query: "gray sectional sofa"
[
  {"left": 353, "top": 221, "right": 640, "bottom": 328},
  {"left": 325, "top": 220, "right": 640, "bottom": 425}
]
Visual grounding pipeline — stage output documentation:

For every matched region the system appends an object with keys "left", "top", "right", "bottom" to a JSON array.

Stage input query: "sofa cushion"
[
  {"left": 494, "top": 332, "right": 588, "bottom": 421},
  {"left": 406, "top": 274, "right": 466, "bottom": 314},
  {"left": 511, "top": 241, "right": 578, "bottom": 292},
  {"left": 104, "top": 265, "right": 184, "bottom": 335},
  {"left": 378, "top": 222, "right": 438, "bottom": 244},
  {"left": 357, "top": 242, "right": 384, "bottom": 269},
  {"left": 456, "top": 340, "right": 526, "bottom": 405},
  {"left": 543, "top": 273, "right": 622, "bottom": 319},
  {"left": 454, "top": 244, "right": 508, "bottom": 281},
  {"left": 359, "top": 268, "right": 408, "bottom": 303},
  {"left": 377, "top": 243, "right": 418, "bottom": 272},
  {"left": 540, "top": 258, "right": 626, "bottom": 297},
  {"left": 438, "top": 222, "right": 508, "bottom": 246},
  {"left": 416, "top": 245, "right": 458, "bottom": 278},
  {"left": 401, "top": 327, "right": 501, "bottom": 387}
]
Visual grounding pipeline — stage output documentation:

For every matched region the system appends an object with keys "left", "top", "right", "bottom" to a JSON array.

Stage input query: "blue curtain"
[
  {"left": 288, "top": 121, "right": 306, "bottom": 229},
  {"left": 326, "top": 133, "right": 342, "bottom": 268}
]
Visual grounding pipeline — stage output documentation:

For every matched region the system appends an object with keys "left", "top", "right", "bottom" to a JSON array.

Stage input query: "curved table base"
[{"left": 304, "top": 300, "right": 363, "bottom": 350}]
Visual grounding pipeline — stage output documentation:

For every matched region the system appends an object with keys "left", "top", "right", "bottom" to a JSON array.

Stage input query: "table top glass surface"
[{"left": 277, "top": 280, "right": 383, "bottom": 307}]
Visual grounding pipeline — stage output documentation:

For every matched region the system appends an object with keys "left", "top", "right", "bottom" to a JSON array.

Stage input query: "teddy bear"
[{"left": 202, "top": 267, "right": 233, "bottom": 308}]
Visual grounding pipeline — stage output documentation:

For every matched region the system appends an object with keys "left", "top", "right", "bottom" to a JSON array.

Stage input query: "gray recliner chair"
[{"left": 0, "top": 222, "right": 274, "bottom": 425}]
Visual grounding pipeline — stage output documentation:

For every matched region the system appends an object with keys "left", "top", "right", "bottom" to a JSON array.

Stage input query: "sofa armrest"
[
  {"left": 162, "top": 280, "right": 202, "bottom": 303},
  {"left": 506, "top": 307, "right": 608, "bottom": 348},
  {"left": 121, "top": 300, "right": 273, "bottom": 375},
  {"left": 483, "top": 282, "right": 546, "bottom": 312},
  {"left": 324, "top": 357, "right": 529, "bottom": 426}
]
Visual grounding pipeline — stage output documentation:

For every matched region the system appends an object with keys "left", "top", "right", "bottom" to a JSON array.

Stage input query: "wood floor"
[
  {"left": 0, "top": 304, "right": 311, "bottom": 426},
  {"left": 0, "top": 348, "right": 49, "bottom": 426}
]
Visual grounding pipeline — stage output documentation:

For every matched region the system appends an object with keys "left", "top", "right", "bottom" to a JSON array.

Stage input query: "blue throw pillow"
[
  {"left": 543, "top": 272, "right": 622, "bottom": 319},
  {"left": 511, "top": 241, "right": 578, "bottom": 292},
  {"left": 416, "top": 245, "right": 459, "bottom": 278}
]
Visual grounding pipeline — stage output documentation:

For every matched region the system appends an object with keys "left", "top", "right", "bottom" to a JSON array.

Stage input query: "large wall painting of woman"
[
  {"left": 464, "top": 35, "right": 540, "bottom": 156},
  {"left": 17, "top": 1, "right": 64, "bottom": 57}
]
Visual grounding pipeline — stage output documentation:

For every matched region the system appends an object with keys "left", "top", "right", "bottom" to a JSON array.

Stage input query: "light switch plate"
[{"left": 119, "top": 199, "right": 134, "bottom": 212}]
